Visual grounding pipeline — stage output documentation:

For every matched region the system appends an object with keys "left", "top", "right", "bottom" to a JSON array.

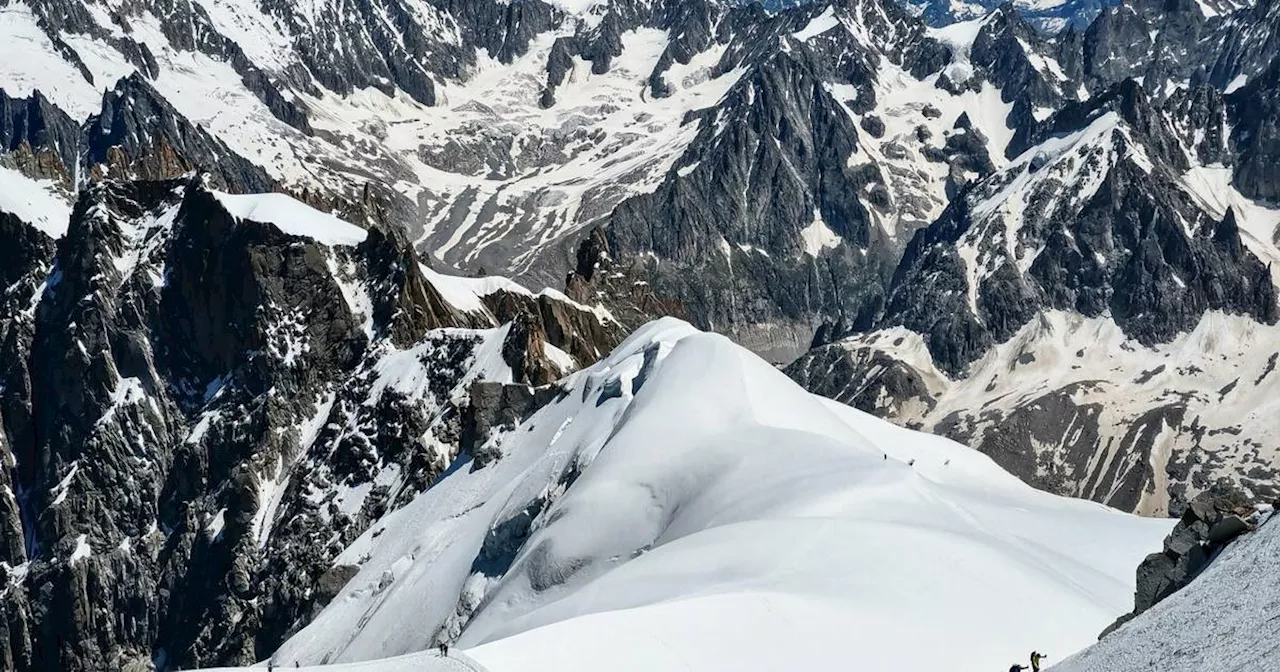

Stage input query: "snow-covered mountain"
[
  {"left": 1, "top": 0, "right": 1279, "bottom": 668},
  {"left": 0, "top": 0, "right": 1101, "bottom": 359},
  {"left": 197, "top": 318, "right": 1170, "bottom": 672},
  {"left": 787, "top": 1, "right": 1280, "bottom": 516}
]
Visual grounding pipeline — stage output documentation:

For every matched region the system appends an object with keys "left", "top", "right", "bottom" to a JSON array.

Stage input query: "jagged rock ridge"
[{"left": 0, "top": 175, "right": 620, "bottom": 670}]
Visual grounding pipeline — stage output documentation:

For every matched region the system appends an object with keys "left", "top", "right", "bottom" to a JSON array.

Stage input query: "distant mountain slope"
[
  {"left": 903, "top": 0, "right": 1118, "bottom": 32},
  {"left": 788, "top": 75, "right": 1280, "bottom": 516}
]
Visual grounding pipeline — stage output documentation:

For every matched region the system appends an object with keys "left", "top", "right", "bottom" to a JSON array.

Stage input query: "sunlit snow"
[{"left": 200, "top": 319, "right": 1170, "bottom": 672}]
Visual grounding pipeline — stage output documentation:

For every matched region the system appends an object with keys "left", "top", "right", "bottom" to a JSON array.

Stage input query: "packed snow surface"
[
  {"left": 202, "top": 319, "right": 1169, "bottom": 672},
  {"left": 212, "top": 191, "right": 369, "bottom": 246},
  {"left": 1054, "top": 512, "right": 1280, "bottom": 672}
]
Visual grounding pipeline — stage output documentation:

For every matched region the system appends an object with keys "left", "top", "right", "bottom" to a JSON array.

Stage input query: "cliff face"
[{"left": 0, "top": 176, "right": 619, "bottom": 670}]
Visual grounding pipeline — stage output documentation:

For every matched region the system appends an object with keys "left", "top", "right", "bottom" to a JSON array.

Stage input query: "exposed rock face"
[
  {"left": 1229, "top": 56, "right": 1280, "bottom": 202},
  {"left": 1102, "top": 485, "right": 1259, "bottom": 637},
  {"left": 462, "top": 382, "right": 565, "bottom": 469},
  {"left": 0, "top": 90, "right": 80, "bottom": 185},
  {"left": 565, "top": 227, "right": 691, "bottom": 334},
  {"left": 1, "top": 0, "right": 1275, "bottom": 366},
  {"left": 1054, "top": 504, "right": 1280, "bottom": 671},
  {"left": 0, "top": 176, "right": 619, "bottom": 671},
  {"left": 87, "top": 76, "right": 273, "bottom": 192},
  {"left": 788, "top": 16, "right": 1280, "bottom": 512},
  {"left": 876, "top": 80, "right": 1277, "bottom": 377},
  {"left": 1, "top": 82, "right": 272, "bottom": 197}
]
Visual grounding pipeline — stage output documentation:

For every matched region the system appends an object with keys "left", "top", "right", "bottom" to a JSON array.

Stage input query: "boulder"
[
  {"left": 1207, "top": 516, "right": 1251, "bottom": 545},
  {"left": 1103, "top": 483, "right": 1258, "bottom": 638}
]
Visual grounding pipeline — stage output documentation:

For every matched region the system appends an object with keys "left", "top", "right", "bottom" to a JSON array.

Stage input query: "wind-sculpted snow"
[{"left": 250, "top": 318, "right": 1169, "bottom": 672}]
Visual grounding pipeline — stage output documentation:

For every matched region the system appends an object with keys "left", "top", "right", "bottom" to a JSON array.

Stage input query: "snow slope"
[
  {"left": 0, "top": 164, "right": 72, "bottom": 237},
  {"left": 210, "top": 319, "right": 1170, "bottom": 672},
  {"left": 1053, "top": 511, "right": 1280, "bottom": 672},
  {"left": 212, "top": 191, "right": 370, "bottom": 246}
]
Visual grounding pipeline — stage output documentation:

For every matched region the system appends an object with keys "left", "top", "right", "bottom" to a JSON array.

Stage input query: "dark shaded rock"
[
  {"left": 860, "top": 115, "right": 886, "bottom": 138},
  {"left": 1207, "top": 515, "right": 1251, "bottom": 545},
  {"left": 463, "top": 381, "right": 563, "bottom": 468},
  {"left": 1103, "top": 483, "right": 1259, "bottom": 637},
  {"left": 86, "top": 75, "right": 273, "bottom": 193},
  {"left": 0, "top": 89, "right": 80, "bottom": 184},
  {"left": 0, "top": 173, "right": 616, "bottom": 671},
  {"left": 314, "top": 565, "right": 358, "bottom": 609}
]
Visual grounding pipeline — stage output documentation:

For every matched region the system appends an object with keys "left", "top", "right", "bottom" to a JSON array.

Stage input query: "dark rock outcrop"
[
  {"left": 1102, "top": 485, "right": 1259, "bottom": 637},
  {"left": 87, "top": 75, "right": 273, "bottom": 192},
  {"left": 0, "top": 89, "right": 80, "bottom": 184},
  {"left": 0, "top": 175, "right": 619, "bottom": 671}
]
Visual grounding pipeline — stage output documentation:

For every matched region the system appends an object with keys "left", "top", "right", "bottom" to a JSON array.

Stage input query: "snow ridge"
[{"left": 255, "top": 319, "right": 1169, "bottom": 672}]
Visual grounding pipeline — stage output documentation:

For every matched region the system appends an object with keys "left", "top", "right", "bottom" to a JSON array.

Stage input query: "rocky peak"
[
  {"left": 0, "top": 90, "right": 80, "bottom": 185},
  {"left": 874, "top": 73, "right": 1278, "bottom": 377},
  {"left": 87, "top": 75, "right": 273, "bottom": 192},
  {"left": 358, "top": 227, "right": 478, "bottom": 345},
  {"left": 0, "top": 173, "right": 624, "bottom": 670}
]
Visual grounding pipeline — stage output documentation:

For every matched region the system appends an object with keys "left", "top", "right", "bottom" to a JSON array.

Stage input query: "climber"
[
  {"left": 1008, "top": 665, "right": 1028, "bottom": 672},
  {"left": 1031, "top": 651, "right": 1048, "bottom": 672}
]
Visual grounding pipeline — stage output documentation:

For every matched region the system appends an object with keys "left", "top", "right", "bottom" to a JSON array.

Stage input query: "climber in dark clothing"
[
  {"left": 1009, "top": 665, "right": 1028, "bottom": 672},
  {"left": 1031, "top": 651, "right": 1048, "bottom": 672}
]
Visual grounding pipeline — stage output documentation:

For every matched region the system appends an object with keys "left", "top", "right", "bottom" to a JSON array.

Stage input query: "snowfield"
[
  {"left": 0, "top": 164, "right": 72, "bottom": 237},
  {"left": 199, "top": 319, "right": 1170, "bottom": 672}
]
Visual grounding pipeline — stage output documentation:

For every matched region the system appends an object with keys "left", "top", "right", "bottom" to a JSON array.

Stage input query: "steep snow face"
[
  {"left": 256, "top": 319, "right": 1169, "bottom": 672},
  {"left": 1054, "top": 512, "right": 1280, "bottom": 672},
  {"left": 0, "top": 3, "right": 108, "bottom": 118},
  {"left": 0, "top": 165, "right": 72, "bottom": 237}
]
